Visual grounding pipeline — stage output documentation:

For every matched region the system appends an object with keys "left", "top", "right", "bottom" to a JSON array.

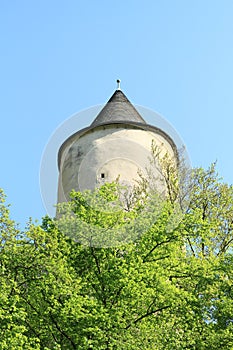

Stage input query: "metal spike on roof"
[
  {"left": 116, "top": 79, "right": 121, "bottom": 90},
  {"left": 91, "top": 88, "right": 146, "bottom": 127}
]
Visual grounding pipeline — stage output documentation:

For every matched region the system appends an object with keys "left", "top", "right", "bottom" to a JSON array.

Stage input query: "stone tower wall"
[{"left": 57, "top": 124, "right": 175, "bottom": 203}]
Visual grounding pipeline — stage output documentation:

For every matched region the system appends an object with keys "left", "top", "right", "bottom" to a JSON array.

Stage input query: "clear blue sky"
[{"left": 1, "top": 0, "right": 233, "bottom": 226}]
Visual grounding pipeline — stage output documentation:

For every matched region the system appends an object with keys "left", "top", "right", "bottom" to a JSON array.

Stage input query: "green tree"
[{"left": 0, "top": 164, "right": 233, "bottom": 349}]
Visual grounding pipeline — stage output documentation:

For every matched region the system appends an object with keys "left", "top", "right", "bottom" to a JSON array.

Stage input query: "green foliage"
[{"left": 0, "top": 164, "right": 233, "bottom": 349}]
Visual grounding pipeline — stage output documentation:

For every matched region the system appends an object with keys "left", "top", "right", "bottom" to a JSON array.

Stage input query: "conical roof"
[{"left": 91, "top": 89, "right": 146, "bottom": 127}]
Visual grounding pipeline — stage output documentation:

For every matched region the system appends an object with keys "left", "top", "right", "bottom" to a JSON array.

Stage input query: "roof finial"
[{"left": 116, "top": 79, "right": 121, "bottom": 90}]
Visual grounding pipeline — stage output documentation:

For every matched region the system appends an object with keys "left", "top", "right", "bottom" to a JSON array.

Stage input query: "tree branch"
[
  {"left": 125, "top": 305, "right": 170, "bottom": 329},
  {"left": 187, "top": 237, "right": 196, "bottom": 256},
  {"left": 48, "top": 311, "right": 77, "bottom": 350},
  {"left": 143, "top": 237, "right": 177, "bottom": 262}
]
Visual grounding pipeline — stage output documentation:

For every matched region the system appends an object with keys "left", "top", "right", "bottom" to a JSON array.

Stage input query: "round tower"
[{"left": 57, "top": 85, "right": 178, "bottom": 203}]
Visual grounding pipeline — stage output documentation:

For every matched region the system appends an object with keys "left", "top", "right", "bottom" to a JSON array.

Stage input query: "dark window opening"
[{"left": 101, "top": 173, "right": 105, "bottom": 179}]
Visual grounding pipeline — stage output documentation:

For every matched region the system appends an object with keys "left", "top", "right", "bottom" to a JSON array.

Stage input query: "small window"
[{"left": 101, "top": 173, "right": 105, "bottom": 179}]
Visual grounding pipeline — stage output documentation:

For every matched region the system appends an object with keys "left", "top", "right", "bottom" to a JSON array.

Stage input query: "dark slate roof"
[{"left": 91, "top": 89, "right": 146, "bottom": 126}]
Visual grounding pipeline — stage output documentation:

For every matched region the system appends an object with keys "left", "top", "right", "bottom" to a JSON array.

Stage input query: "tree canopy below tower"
[{"left": 0, "top": 164, "right": 233, "bottom": 349}]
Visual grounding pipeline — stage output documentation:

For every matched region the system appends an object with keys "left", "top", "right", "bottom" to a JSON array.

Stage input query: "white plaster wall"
[{"left": 57, "top": 125, "right": 175, "bottom": 203}]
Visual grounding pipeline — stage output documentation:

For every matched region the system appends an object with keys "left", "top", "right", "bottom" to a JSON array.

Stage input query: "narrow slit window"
[{"left": 101, "top": 173, "right": 105, "bottom": 179}]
